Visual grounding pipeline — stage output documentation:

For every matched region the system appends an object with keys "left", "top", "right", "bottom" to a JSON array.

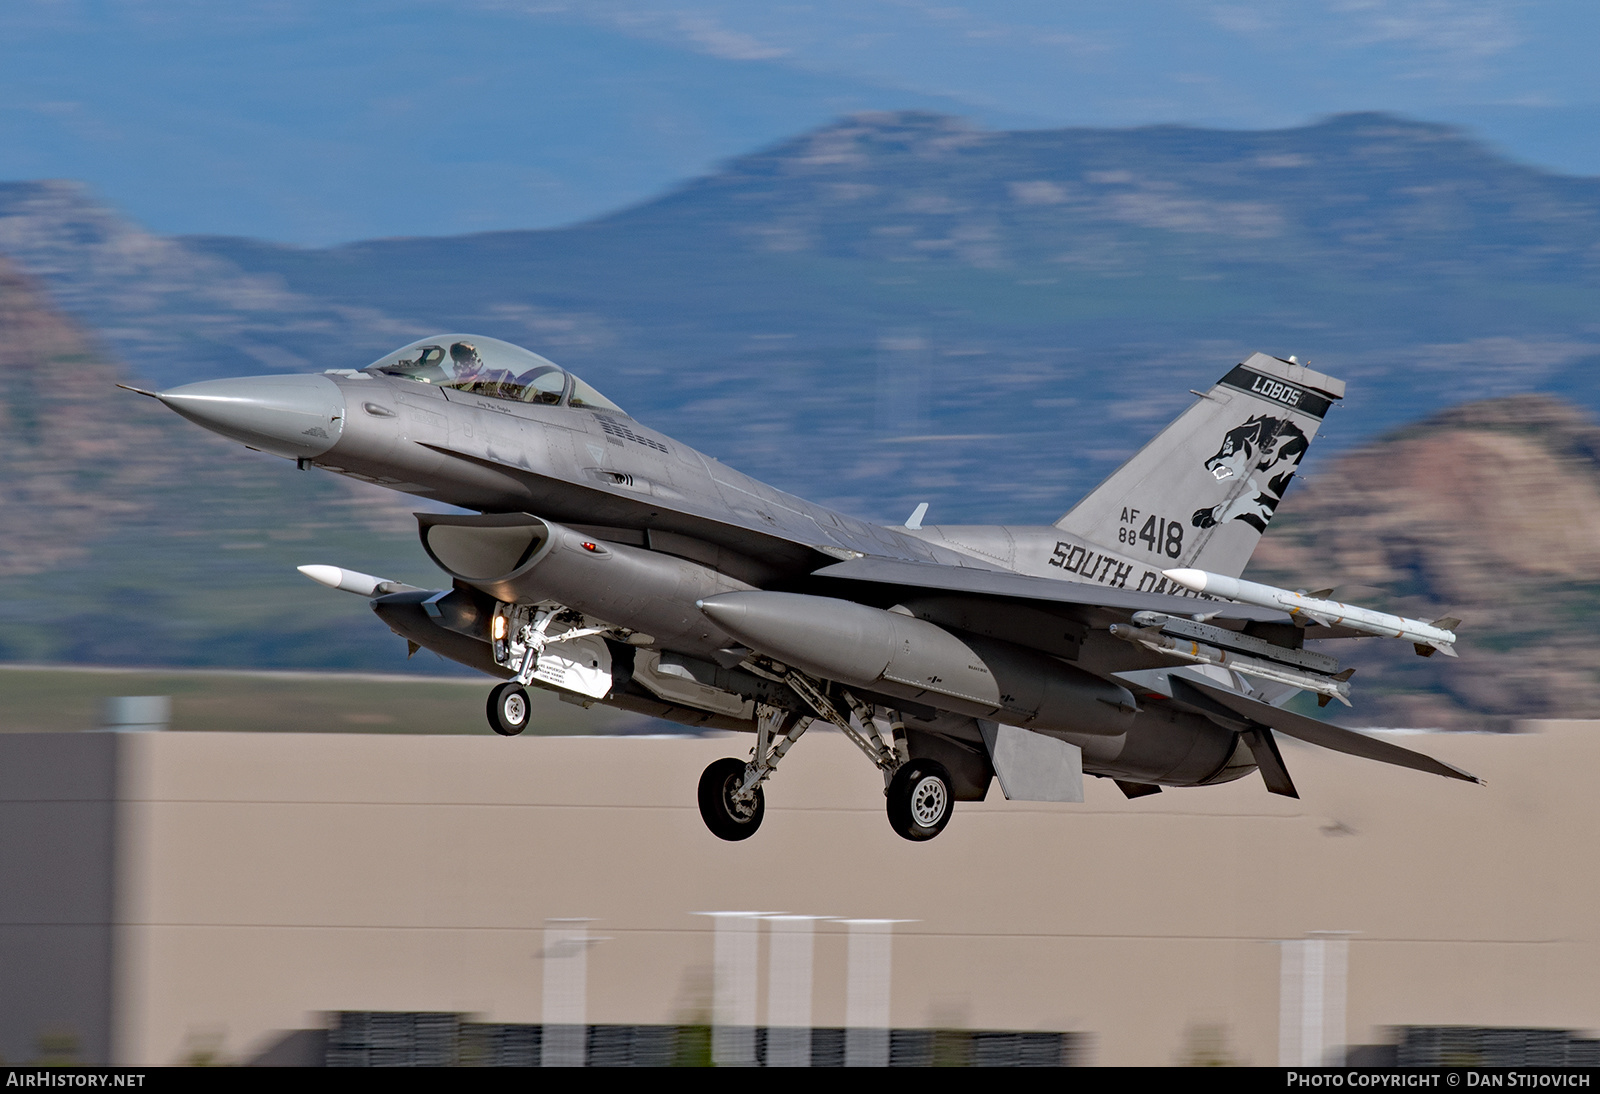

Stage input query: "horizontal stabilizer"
[{"left": 1175, "top": 677, "right": 1481, "bottom": 785}]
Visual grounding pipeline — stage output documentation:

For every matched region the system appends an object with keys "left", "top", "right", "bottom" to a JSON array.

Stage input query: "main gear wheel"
[
  {"left": 698, "top": 757, "right": 765, "bottom": 841},
  {"left": 886, "top": 759, "right": 954, "bottom": 841}
]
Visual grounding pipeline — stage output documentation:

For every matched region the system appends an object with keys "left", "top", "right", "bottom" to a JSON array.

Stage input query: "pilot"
[
  {"left": 450, "top": 340, "right": 514, "bottom": 397},
  {"left": 450, "top": 341, "right": 487, "bottom": 381}
]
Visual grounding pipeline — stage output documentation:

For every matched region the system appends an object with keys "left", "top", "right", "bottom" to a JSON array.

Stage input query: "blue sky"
[{"left": 3, "top": 1, "right": 1598, "bottom": 243}]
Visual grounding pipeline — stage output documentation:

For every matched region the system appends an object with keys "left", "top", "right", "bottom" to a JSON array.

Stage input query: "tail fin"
[{"left": 1055, "top": 353, "right": 1343, "bottom": 580}]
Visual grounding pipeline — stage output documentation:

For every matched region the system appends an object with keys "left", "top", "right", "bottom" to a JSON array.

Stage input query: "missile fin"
[
  {"left": 1414, "top": 643, "right": 1436, "bottom": 658},
  {"left": 1433, "top": 617, "right": 1462, "bottom": 630}
]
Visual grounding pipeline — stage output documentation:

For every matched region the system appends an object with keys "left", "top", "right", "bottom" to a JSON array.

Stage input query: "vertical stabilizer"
[{"left": 1054, "top": 354, "right": 1343, "bottom": 580}]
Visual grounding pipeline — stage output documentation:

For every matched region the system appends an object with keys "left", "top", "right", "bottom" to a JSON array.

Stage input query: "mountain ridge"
[{"left": 1, "top": 109, "right": 1599, "bottom": 725}]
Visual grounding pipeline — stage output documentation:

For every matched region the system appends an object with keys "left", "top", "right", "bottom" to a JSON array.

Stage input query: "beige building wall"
[{"left": 1, "top": 722, "right": 1595, "bottom": 1065}]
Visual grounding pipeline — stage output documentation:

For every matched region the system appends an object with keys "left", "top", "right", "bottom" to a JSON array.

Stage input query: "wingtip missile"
[
  {"left": 297, "top": 564, "right": 421, "bottom": 597},
  {"left": 1161, "top": 568, "right": 1458, "bottom": 654},
  {"left": 1161, "top": 568, "right": 1218, "bottom": 595}
]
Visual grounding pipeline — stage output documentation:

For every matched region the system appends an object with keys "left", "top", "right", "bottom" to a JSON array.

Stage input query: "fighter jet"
[{"left": 131, "top": 335, "right": 1478, "bottom": 841}]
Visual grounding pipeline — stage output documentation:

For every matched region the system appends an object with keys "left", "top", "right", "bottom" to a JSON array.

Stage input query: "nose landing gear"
[{"left": 486, "top": 682, "right": 530, "bottom": 736}]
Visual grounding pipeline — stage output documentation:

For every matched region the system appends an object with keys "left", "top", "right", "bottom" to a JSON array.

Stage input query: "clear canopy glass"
[{"left": 363, "top": 334, "right": 623, "bottom": 413}]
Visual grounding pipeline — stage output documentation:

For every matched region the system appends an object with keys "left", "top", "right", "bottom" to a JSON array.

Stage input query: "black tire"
[
  {"left": 486, "top": 682, "right": 530, "bottom": 736},
  {"left": 886, "top": 760, "right": 954, "bottom": 841},
  {"left": 698, "top": 757, "right": 764, "bottom": 841}
]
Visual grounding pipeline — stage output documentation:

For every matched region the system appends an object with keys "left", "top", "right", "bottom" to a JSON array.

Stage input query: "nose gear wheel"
[{"left": 486, "top": 682, "right": 530, "bottom": 736}]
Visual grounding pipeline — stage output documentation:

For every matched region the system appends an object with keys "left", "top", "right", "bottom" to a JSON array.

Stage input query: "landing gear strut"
[
  {"left": 486, "top": 681, "right": 530, "bottom": 736},
  {"left": 784, "top": 671, "right": 956, "bottom": 842},
  {"left": 697, "top": 705, "right": 810, "bottom": 841},
  {"left": 694, "top": 663, "right": 959, "bottom": 843}
]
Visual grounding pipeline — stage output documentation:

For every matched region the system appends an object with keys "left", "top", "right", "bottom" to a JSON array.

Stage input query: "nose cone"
[
  {"left": 157, "top": 374, "right": 345, "bottom": 460},
  {"left": 696, "top": 592, "right": 783, "bottom": 650}
]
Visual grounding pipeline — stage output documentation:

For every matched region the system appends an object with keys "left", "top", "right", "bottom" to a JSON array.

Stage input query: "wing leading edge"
[{"left": 808, "top": 556, "right": 1296, "bottom": 624}]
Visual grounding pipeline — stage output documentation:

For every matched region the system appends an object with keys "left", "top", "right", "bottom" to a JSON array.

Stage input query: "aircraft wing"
[
  {"left": 807, "top": 556, "right": 1295, "bottom": 624},
  {"left": 417, "top": 442, "right": 840, "bottom": 573},
  {"left": 1173, "top": 677, "right": 1481, "bottom": 785}
]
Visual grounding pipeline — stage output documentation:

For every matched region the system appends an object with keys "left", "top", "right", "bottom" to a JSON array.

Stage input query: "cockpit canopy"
[{"left": 363, "top": 334, "right": 624, "bottom": 413}]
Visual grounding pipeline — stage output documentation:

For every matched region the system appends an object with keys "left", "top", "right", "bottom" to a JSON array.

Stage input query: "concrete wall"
[
  {"left": 0, "top": 723, "right": 1595, "bottom": 1065},
  {"left": 0, "top": 734, "right": 117, "bottom": 1064}
]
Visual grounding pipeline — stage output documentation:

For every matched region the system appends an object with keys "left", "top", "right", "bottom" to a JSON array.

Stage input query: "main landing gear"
[
  {"left": 698, "top": 757, "right": 765, "bottom": 841},
  {"left": 885, "top": 760, "right": 955, "bottom": 841},
  {"left": 695, "top": 667, "right": 958, "bottom": 843},
  {"left": 698, "top": 704, "right": 807, "bottom": 842}
]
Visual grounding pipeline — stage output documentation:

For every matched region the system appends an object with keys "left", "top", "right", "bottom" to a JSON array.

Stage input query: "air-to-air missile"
[
  {"left": 1161, "top": 568, "right": 1459, "bottom": 657},
  {"left": 1106, "top": 615, "right": 1356, "bottom": 706},
  {"left": 297, "top": 565, "right": 418, "bottom": 597}
]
